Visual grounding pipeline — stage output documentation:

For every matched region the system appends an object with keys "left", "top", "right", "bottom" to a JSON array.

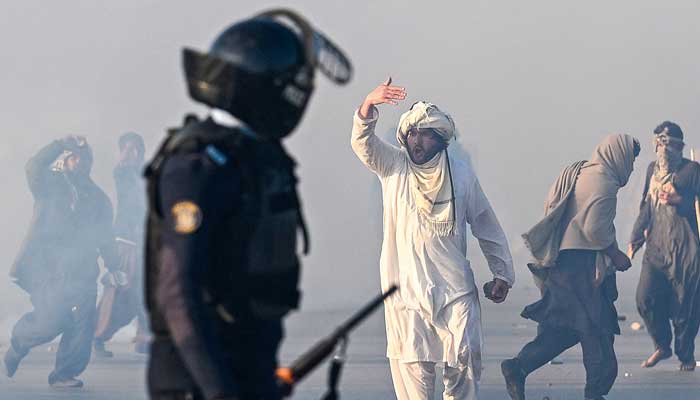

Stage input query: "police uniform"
[
  {"left": 144, "top": 117, "right": 305, "bottom": 400},
  {"left": 143, "top": 9, "right": 352, "bottom": 400}
]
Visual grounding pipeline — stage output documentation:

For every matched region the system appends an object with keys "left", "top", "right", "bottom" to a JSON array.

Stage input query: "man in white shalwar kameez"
[{"left": 350, "top": 78, "right": 515, "bottom": 400}]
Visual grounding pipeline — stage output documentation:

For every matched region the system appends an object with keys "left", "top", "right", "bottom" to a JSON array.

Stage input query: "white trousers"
[{"left": 389, "top": 359, "right": 478, "bottom": 400}]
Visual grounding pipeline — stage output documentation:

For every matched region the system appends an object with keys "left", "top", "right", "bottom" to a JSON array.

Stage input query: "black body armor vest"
[{"left": 143, "top": 117, "right": 307, "bottom": 335}]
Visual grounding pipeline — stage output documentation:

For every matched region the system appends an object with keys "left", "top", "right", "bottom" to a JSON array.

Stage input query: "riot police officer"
[{"left": 143, "top": 9, "right": 352, "bottom": 400}]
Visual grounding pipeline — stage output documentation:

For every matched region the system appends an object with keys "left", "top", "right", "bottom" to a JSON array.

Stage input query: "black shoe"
[
  {"left": 50, "top": 378, "right": 84, "bottom": 388},
  {"left": 93, "top": 341, "right": 113, "bottom": 358},
  {"left": 501, "top": 358, "right": 526, "bottom": 400},
  {"left": 3, "top": 346, "right": 23, "bottom": 377}
]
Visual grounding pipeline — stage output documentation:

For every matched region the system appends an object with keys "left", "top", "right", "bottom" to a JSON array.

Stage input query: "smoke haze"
[{"left": 1, "top": 0, "right": 699, "bottom": 339}]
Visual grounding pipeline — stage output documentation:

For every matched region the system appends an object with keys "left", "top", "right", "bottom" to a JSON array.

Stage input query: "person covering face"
[
  {"left": 4, "top": 136, "right": 119, "bottom": 388},
  {"left": 351, "top": 78, "right": 514, "bottom": 400},
  {"left": 503, "top": 133, "right": 639, "bottom": 400},
  {"left": 629, "top": 121, "right": 700, "bottom": 372}
]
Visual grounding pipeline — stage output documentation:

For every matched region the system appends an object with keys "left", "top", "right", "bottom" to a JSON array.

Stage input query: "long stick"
[
  {"left": 691, "top": 148, "right": 700, "bottom": 241},
  {"left": 276, "top": 285, "right": 398, "bottom": 388}
]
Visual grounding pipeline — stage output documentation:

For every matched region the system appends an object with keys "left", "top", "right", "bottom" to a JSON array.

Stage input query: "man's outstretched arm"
[{"left": 351, "top": 78, "right": 406, "bottom": 177}]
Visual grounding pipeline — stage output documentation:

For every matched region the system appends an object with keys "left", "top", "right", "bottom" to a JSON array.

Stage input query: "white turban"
[
  {"left": 396, "top": 101, "right": 456, "bottom": 147},
  {"left": 395, "top": 101, "right": 458, "bottom": 236}
]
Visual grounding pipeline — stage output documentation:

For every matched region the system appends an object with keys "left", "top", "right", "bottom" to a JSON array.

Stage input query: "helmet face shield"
[
  {"left": 183, "top": 47, "right": 312, "bottom": 139},
  {"left": 183, "top": 49, "right": 235, "bottom": 110},
  {"left": 183, "top": 9, "right": 352, "bottom": 139},
  {"left": 256, "top": 8, "right": 353, "bottom": 85},
  {"left": 312, "top": 30, "right": 352, "bottom": 85}
]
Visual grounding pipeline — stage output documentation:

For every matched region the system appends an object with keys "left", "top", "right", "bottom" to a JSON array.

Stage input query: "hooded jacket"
[{"left": 11, "top": 139, "right": 119, "bottom": 291}]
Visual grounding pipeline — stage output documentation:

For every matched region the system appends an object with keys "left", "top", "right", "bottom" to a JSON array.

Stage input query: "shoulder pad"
[{"left": 165, "top": 125, "right": 200, "bottom": 154}]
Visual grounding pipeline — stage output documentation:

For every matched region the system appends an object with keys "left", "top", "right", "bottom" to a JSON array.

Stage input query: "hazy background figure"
[
  {"left": 2, "top": 1, "right": 699, "bottom": 320},
  {"left": 94, "top": 132, "right": 149, "bottom": 358},
  {"left": 4, "top": 136, "right": 119, "bottom": 388},
  {"left": 629, "top": 121, "right": 700, "bottom": 371},
  {"left": 0, "top": 0, "right": 699, "bottom": 397}
]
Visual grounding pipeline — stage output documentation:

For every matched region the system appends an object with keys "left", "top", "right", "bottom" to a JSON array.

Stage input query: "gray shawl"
[
  {"left": 523, "top": 134, "right": 637, "bottom": 284},
  {"left": 522, "top": 160, "right": 586, "bottom": 268}
]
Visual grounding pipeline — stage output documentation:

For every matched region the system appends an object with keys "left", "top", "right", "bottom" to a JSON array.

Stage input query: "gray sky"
[{"left": 1, "top": 0, "right": 699, "bottom": 327}]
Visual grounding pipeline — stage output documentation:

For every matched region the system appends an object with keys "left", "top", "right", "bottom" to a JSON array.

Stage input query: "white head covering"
[
  {"left": 396, "top": 101, "right": 456, "bottom": 146},
  {"left": 396, "top": 101, "right": 458, "bottom": 236}
]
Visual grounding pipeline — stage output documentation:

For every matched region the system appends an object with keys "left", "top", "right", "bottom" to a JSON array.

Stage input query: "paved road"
[{"left": 2, "top": 305, "right": 699, "bottom": 400}]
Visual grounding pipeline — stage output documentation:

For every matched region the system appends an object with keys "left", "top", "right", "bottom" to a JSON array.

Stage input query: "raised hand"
[{"left": 358, "top": 77, "right": 407, "bottom": 118}]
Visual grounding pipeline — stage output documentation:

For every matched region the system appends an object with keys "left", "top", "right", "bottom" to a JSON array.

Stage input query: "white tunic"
[{"left": 351, "top": 108, "right": 515, "bottom": 378}]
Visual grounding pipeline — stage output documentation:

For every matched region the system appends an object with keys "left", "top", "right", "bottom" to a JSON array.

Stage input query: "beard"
[
  {"left": 408, "top": 145, "right": 444, "bottom": 165},
  {"left": 408, "top": 146, "right": 426, "bottom": 164}
]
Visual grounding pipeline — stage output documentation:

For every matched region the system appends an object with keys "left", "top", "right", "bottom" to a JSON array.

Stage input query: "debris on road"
[{"left": 630, "top": 322, "right": 645, "bottom": 331}]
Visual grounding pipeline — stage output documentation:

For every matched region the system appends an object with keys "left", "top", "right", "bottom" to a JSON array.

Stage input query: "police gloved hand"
[{"left": 100, "top": 271, "right": 128, "bottom": 287}]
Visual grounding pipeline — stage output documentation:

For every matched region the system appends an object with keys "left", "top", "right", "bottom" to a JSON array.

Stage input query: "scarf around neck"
[
  {"left": 655, "top": 142, "right": 683, "bottom": 178},
  {"left": 649, "top": 135, "right": 684, "bottom": 205},
  {"left": 407, "top": 149, "right": 456, "bottom": 236},
  {"left": 397, "top": 101, "right": 457, "bottom": 236}
]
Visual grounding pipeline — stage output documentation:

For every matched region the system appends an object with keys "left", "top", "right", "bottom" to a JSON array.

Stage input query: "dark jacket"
[
  {"left": 630, "top": 159, "right": 700, "bottom": 320},
  {"left": 631, "top": 159, "right": 700, "bottom": 253},
  {"left": 11, "top": 140, "right": 119, "bottom": 292},
  {"left": 113, "top": 163, "right": 146, "bottom": 243}
]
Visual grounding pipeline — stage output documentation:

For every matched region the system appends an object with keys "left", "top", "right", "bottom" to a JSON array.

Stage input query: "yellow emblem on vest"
[{"left": 171, "top": 201, "right": 202, "bottom": 234}]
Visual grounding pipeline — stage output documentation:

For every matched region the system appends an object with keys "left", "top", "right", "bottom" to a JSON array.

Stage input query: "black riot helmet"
[{"left": 183, "top": 9, "right": 353, "bottom": 139}]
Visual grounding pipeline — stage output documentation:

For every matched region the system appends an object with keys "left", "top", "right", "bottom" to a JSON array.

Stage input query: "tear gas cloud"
[{"left": 0, "top": 0, "right": 698, "bottom": 343}]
